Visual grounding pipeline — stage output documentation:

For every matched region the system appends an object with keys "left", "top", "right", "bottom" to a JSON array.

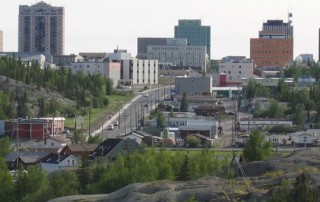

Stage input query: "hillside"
[
  {"left": 49, "top": 148, "right": 320, "bottom": 202},
  {"left": 0, "top": 75, "right": 75, "bottom": 117}
]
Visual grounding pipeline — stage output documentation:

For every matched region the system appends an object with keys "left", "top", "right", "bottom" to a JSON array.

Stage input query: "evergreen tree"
[
  {"left": 180, "top": 92, "right": 189, "bottom": 112},
  {"left": 177, "top": 154, "right": 192, "bottom": 181}
]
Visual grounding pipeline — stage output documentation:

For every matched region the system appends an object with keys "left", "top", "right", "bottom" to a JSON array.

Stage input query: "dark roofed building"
[
  {"left": 6, "top": 151, "right": 51, "bottom": 170},
  {"left": 61, "top": 144, "right": 97, "bottom": 158},
  {"left": 90, "top": 138, "right": 141, "bottom": 160}
]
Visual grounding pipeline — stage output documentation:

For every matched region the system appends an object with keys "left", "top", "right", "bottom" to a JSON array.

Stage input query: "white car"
[
  {"left": 113, "top": 121, "right": 119, "bottom": 126},
  {"left": 107, "top": 124, "right": 114, "bottom": 130}
]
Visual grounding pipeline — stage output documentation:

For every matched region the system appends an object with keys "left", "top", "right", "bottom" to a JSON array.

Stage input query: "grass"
[
  {"left": 64, "top": 94, "right": 133, "bottom": 129},
  {"left": 265, "top": 170, "right": 285, "bottom": 178}
]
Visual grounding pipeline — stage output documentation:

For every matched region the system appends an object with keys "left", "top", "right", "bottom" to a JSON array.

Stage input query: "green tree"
[
  {"left": 87, "top": 134, "right": 103, "bottom": 144},
  {"left": 48, "top": 171, "right": 79, "bottom": 198},
  {"left": 180, "top": 92, "right": 189, "bottom": 112},
  {"left": 157, "top": 111, "right": 165, "bottom": 128},
  {"left": 0, "top": 136, "right": 12, "bottom": 157},
  {"left": 177, "top": 154, "right": 192, "bottom": 181},
  {"left": 187, "top": 135, "right": 201, "bottom": 148},
  {"left": 14, "top": 166, "right": 49, "bottom": 202},
  {"left": 268, "top": 100, "right": 284, "bottom": 118},
  {"left": 0, "top": 157, "right": 14, "bottom": 202},
  {"left": 243, "top": 130, "right": 272, "bottom": 161},
  {"left": 292, "top": 103, "right": 305, "bottom": 125}
]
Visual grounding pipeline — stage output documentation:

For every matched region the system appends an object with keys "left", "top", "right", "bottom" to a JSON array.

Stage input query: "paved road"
[{"left": 91, "top": 86, "right": 172, "bottom": 139}]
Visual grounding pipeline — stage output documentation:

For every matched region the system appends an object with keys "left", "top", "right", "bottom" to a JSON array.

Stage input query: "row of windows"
[
  {"left": 220, "top": 65, "right": 242, "bottom": 69},
  {"left": 252, "top": 50, "right": 292, "bottom": 54},
  {"left": 223, "top": 71, "right": 242, "bottom": 74},
  {"left": 150, "top": 47, "right": 204, "bottom": 51}
]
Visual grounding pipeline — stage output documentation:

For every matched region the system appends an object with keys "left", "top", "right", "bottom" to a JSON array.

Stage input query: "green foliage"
[
  {"left": 87, "top": 134, "right": 103, "bottom": 144},
  {"left": 157, "top": 111, "right": 165, "bottom": 128},
  {"left": 243, "top": 130, "right": 272, "bottom": 161},
  {"left": 0, "top": 57, "right": 115, "bottom": 116},
  {"left": 177, "top": 154, "right": 192, "bottom": 181},
  {"left": 0, "top": 136, "right": 12, "bottom": 157},
  {"left": 180, "top": 92, "right": 189, "bottom": 112},
  {"left": 0, "top": 157, "right": 14, "bottom": 202},
  {"left": 71, "top": 129, "right": 87, "bottom": 144},
  {"left": 268, "top": 173, "right": 320, "bottom": 202},
  {"left": 246, "top": 80, "right": 270, "bottom": 99},
  {"left": 48, "top": 171, "right": 79, "bottom": 198},
  {"left": 267, "top": 125, "right": 301, "bottom": 134},
  {"left": 84, "top": 148, "right": 221, "bottom": 194},
  {"left": 14, "top": 166, "right": 49, "bottom": 202},
  {"left": 187, "top": 135, "right": 201, "bottom": 148}
]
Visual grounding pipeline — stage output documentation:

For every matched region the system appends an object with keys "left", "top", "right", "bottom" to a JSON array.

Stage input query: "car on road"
[
  {"left": 108, "top": 124, "right": 114, "bottom": 130},
  {"left": 143, "top": 93, "right": 149, "bottom": 97},
  {"left": 113, "top": 121, "right": 119, "bottom": 126}
]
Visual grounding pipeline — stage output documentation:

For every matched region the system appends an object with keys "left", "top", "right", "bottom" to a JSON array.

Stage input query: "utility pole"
[
  {"left": 124, "top": 108, "right": 127, "bottom": 135},
  {"left": 88, "top": 108, "right": 91, "bottom": 137},
  {"left": 130, "top": 105, "right": 132, "bottom": 133},
  {"left": 101, "top": 113, "right": 104, "bottom": 140}
]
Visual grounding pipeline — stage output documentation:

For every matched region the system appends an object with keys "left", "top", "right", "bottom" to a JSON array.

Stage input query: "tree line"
[
  {"left": 245, "top": 64, "right": 320, "bottom": 125},
  {"left": 0, "top": 148, "right": 225, "bottom": 201},
  {"left": 0, "top": 57, "right": 114, "bottom": 119}
]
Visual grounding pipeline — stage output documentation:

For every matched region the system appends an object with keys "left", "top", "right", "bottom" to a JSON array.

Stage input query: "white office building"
[
  {"left": 120, "top": 59, "right": 158, "bottom": 85},
  {"left": 219, "top": 56, "right": 253, "bottom": 86},
  {"left": 147, "top": 45, "right": 207, "bottom": 68},
  {"left": 70, "top": 59, "right": 120, "bottom": 88}
]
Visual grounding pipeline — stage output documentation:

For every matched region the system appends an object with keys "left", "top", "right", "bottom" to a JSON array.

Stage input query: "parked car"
[
  {"left": 113, "top": 121, "right": 119, "bottom": 126},
  {"left": 108, "top": 124, "right": 114, "bottom": 130}
]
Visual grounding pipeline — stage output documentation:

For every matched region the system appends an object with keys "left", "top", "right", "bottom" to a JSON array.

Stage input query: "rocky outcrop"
[{"left": 49, "top": 148, "right": 320, "bottom": 202}]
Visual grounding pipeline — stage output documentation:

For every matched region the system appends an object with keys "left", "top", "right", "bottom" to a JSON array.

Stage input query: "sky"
[{"left": 0, "top": 0, "right": 320, "bottom": 60}]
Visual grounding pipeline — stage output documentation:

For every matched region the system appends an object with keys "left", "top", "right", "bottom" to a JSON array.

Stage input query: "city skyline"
[{"left": 0, "top": 0, "right": 320, "bottom": 60}]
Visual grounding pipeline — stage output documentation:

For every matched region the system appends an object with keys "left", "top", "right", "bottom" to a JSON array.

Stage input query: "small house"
[
  {"left": 292, "top": 133, "right": 315, "bottom": 147},
  {"left": 89, "top": 138, "right": 141, "bottom": 160},
  {"left": 41, "top": 153, "right": 79, "bottom": 173}
]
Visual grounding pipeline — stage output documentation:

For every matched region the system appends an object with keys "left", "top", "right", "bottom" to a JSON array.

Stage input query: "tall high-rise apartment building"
[
  {"left": 0, "top": 29, "right": 3, "bottom": 52},
  {"left": 18, "top": 1, "right": 64, "bottom": 56},
  {"left": 250, "top": 17, "right": 293, "bottom": 68},
  {"left": 174, "top": 19, "right": 211, "bottom": 59}
]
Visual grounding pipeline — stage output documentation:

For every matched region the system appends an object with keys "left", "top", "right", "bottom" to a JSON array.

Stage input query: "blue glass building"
[{"left": 174, "top": 19, "right": 211, "bottom": 59}]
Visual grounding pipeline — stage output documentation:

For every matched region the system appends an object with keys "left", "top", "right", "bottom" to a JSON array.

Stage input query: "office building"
[
  {"left": 70, "top": 59, "right": 121, "bottom": 88},
  {"left": 175, "top": 77, "right": 212, "bottom": 96},
  {"left": 219, "top": 56, "right": 253, "bottom": 86},
  {"left": 250, "top": 17, "right": 293, "bottom": 68},
  {"left": 18, "top": 1, "right": 64, "bottom": 55},
  {"left": 137, "top": 38, "right": 187, "bottom": 59},
  {"left": 53, "top": 54, "right": 84, "bottom": 67},
  {"left": 147, "top": 45, "right": 207, "bottom": 69},
  {"left": 174, "top": 19, "right": 211, "bottom": 58},
  {"left": 120, "top": 59, "right": 158, "bottom": 86},
  {"left": 0, "top": 30, "right": 3, "bottom": 52}
]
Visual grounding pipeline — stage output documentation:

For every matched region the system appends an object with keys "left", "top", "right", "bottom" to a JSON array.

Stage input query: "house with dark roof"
[
  {"left": 90, "top": 138, "right": 141, "bottom": 160},
  {"left": 61, "top": 144, "right": 97, "bottom": 158},
  {"left": 41, "top": 153, "right": 79, "bottom": 173},
  {"left": 5, "top": 151, "right": 51, "bottom": 170}
]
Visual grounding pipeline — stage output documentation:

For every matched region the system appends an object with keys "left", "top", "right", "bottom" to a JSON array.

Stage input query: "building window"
[
  {"left": 239, "top": 71, "right": 241, "bottom": 74},
  {"left": 239, "top": 65, "right": 241, "bottom": 69},
  {"left": 228, "top": 71, "right": 231, "bottom": 74}
]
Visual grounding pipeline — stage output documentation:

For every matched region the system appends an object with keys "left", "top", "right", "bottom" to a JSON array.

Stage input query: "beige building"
[
  {"left": 147, "top": 45, "right": 207, "bottom": 69},
  {"left": 18, "top": 1, "right": 64, "bottom": 55},
  {"left": 0, "top": 30, "right": 3, "bottom": 52}
]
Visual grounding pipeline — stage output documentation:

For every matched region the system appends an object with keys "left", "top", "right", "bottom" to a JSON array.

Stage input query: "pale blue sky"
[{"left": 1, "top": 0, "right": 320, "bottom": 60}]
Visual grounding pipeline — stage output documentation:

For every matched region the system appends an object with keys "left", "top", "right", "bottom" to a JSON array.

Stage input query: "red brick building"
[
  {"left": 250, "top": 38, "right": 293, "bottom": 68},
  {"left": 5, "top": 119, "right": 50, "bottom": 140},
  {"left": 250, "top": 19, "right": 294, "bottom": 69}
]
